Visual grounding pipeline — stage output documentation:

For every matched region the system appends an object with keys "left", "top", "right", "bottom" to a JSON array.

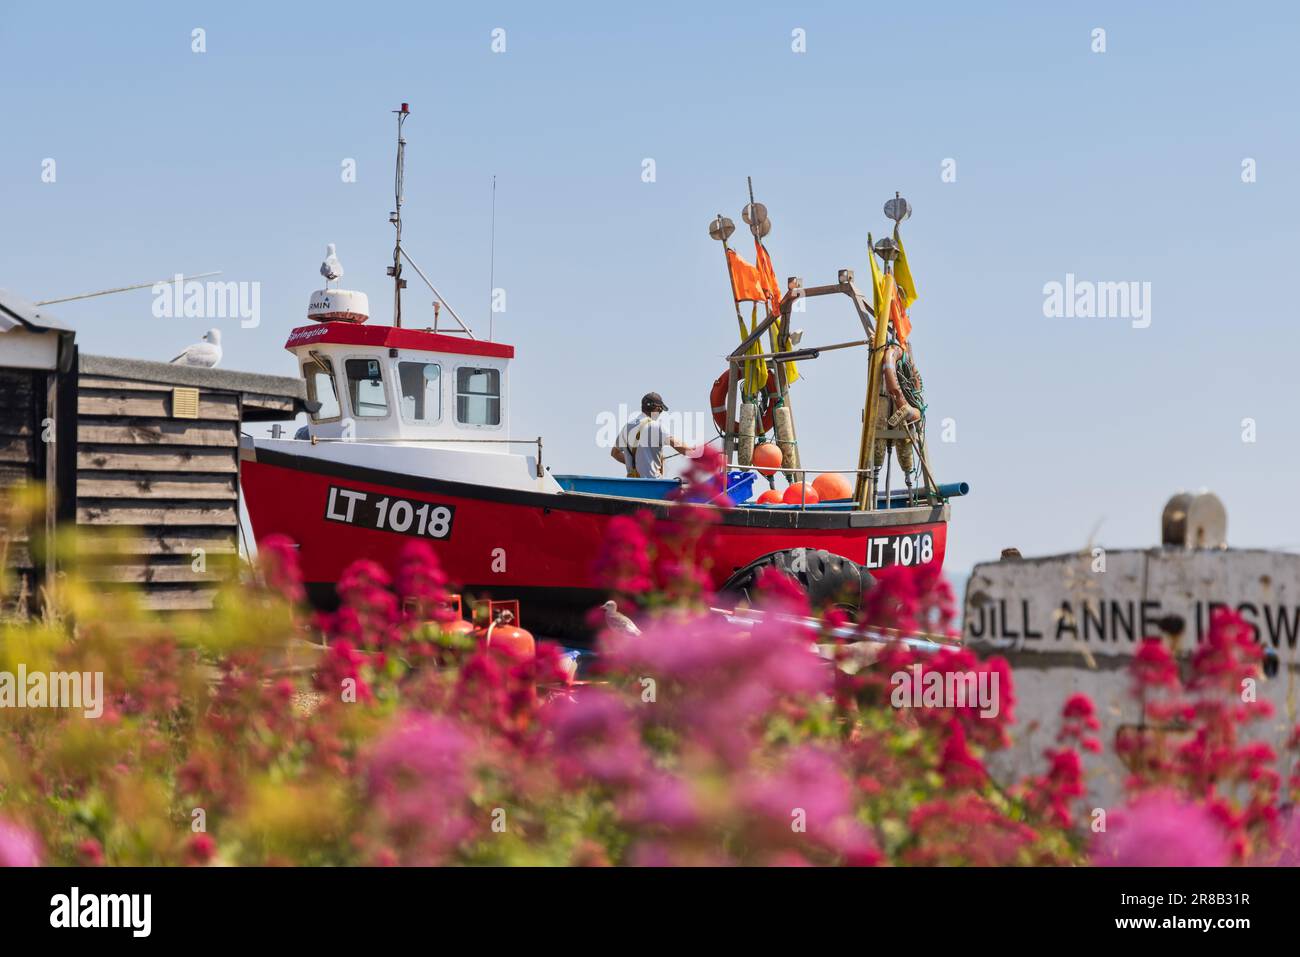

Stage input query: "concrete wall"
[{"left": 964, "top": 549, "right": 1300, "bottom": 808}]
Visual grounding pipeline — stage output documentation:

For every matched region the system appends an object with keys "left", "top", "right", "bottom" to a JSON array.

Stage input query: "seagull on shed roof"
[
  {"left": 170, "top": 328, "right": 222, "bottom": 368},
  {"left": 602, "top": 600, "right": 641, "bottom": 637},
  {"left": 320, "top": 243, "right": 343, "bottom": 286}
]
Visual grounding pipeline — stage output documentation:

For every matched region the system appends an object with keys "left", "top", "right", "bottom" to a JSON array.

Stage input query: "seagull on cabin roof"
[
  {"left": 320, "top": 243, "right": 343, "bottom": 286},
  {"left": 602, "top": 600, "right": 641, "bottom": 637},
  {"left": 170, "top": 328, "right": 222, "bottom": 368}
]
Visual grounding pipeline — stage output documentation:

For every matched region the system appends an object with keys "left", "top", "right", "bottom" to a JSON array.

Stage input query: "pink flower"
[
  {"left": 1132, "top": 637, "right": 1180, "bottom": 690},
  {"left": 546, "top": 688, "right": 648, "bottom": 788},
  {"left": 860, "top": 566, "right": 919, "bottom": 632},
  {"left": 186, "top": 833, "right": 217, "bottom": 866},
  {"left": 752, "top": 566, "right": 811, "bottom": 616},
  {"left": 938, "top": 722, "right": 987, "bottom": 789},
  {"left": 600, "top": 610, "right": 827, "bottom": 766},
  {"left": 365, "top": 713, "right": 476, "bottom": 864},
  {"left": 1058, "top": 693, "right": 1102, "bottom": 753},
  {"left": 1062, "top": 692, "right": 1099, "bottom": 722},
  {"left": 396, "top": 540, "right": 452, "bottom": 620},
  {"left": 0, "top": 819, "right": 40, "bottom": 867},
  {"left": 618, "top": 772, "right": 699, "bottom": 828},
  {"left": 593, "top": 513, "right": 655, "bottom": 593},
  {"left": 1190, "top": 609, "right": 1264, "bottom": 693},
  {"left": 1268, "top": 808, "right": 1300, "bottom": 866},
  {"left": 911, "top": 565, "right": 958, "bottom": 634},
  {"left": 1092, "top": 791, "right": 1231, "bottom": 867},
  {"left": 670, "top": 445, "right": 729, "bottom": 507},
  {"left": 744, "top": 745, "right": 879, "bottom": 864},
  {"left": 1021, "top": 745, "right": 1087, "bottom": 828},
  {"left": 257, "top": 533, "right": 305, "bottom": 603},
  {"left": 313, "top": 638, "right": 372, "bottom": 703},
  {"left": 906, "top": 795, "right": 1039, "bottom": 866}
]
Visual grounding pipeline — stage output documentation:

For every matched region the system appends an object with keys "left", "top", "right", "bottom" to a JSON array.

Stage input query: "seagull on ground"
[
  {"left": 170, "top": 328, "right": 222, "bottom": 368},
  {"left": 602, "top": 600, "right": 641, "bottom": 637},
  {"left": 320, "top": 243, "right": 343, "bottom": 286}
]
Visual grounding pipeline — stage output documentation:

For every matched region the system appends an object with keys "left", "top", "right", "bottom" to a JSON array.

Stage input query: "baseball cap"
[{"left": 641, "top": 391, "right": 668, "bottom": 412}]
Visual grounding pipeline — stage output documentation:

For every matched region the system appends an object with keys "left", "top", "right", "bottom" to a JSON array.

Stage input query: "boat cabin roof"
[{"left": 285, "top": 322, "right": 514, "bottom": 359}]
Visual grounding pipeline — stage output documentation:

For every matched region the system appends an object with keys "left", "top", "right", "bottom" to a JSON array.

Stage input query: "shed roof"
[
  {"left": 79, "top": 353, "right": 313, "bottom": 421},
  {"left": 0, "top": 289, "right": 73, "bottom": 334},
  {"left": 0, "top": 289, "right": 76, "bottom": 372}
]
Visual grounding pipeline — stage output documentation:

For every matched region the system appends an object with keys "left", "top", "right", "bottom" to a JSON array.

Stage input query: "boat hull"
[{"left": 240, "top": 444, "right": 949, "bottom": 639}]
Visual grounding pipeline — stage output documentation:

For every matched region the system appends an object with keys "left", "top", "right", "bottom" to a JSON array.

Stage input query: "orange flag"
[
  {"left": 726, "top": 249, "right": 766, "bottom": 303},
  {"left": 891, "top": 294, "right": 912, "bottom": 348},
  {"left": 754, "top": 242, "right": 783, "bottom": 320}
]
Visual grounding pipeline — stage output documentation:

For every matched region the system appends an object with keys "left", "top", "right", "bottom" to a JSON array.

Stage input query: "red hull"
[{"left": 241, "top": 446, "right": 948, "bottom": 635}]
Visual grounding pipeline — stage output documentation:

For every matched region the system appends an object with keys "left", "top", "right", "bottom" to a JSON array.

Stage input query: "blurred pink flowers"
[
  {"left": 1092, "top": 790, "right": 1231, "bottom": 867},
  {"left": 601, "top": 610, "right": 827, "bottom": 767},
  {"left": 4, "top": 494, "right": 1293, "bottom": 868},
  {"left": 365, "top": 713, "right": 476, "bottom": 865},
  {"left": 257, "top": 533, "right": 304, "bottom": 604},
  {"left": 0, "top": 818, "right": 40, "bottom": 867}
]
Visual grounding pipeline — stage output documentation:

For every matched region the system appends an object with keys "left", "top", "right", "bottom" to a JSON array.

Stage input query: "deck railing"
[{"left": 299, "top": 434, "right": 545, "bottom": 477}]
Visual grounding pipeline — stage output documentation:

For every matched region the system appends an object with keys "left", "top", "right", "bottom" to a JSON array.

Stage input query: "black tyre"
[{"left": 719, "top": 548, "right": 874, "bottom": 613}]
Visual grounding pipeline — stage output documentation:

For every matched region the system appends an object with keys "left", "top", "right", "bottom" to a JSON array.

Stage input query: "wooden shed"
[
  {"left": 72, "top": 354, "right": 310, "bottom": 610},
  {"left": 0, "top": 288, "right": 311, "bottom": 613}
]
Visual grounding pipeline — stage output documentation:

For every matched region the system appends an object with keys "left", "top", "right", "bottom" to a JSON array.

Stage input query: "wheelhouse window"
[
  {"left": 455, "top": 367, "right": 501, "bottom": 426},
  {"left": 398, "top": 361, "right": 442, "bottom": 423},
  {"left": 344, "top": 357, "right": 389, "bottom": 418},
  {"left": 303, "top": 358, "right": 341, "bottom": 421}
]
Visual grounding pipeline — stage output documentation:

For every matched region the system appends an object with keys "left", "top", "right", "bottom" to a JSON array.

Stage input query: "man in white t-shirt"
[{"left": 611, "top": 392, "right": 694, "bottom": 478}]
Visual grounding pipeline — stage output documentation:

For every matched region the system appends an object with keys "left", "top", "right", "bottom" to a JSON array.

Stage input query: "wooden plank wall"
[
  {"left": 0, "top": 368, "right": 43, "bottom": 607},
  {"left": 76, "top": 375, "right": 240, "bottom": 611}
]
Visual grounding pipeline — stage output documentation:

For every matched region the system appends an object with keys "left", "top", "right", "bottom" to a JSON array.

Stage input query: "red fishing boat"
[{"left": 239, "top": 106, "right": 963, "bottom": 639}]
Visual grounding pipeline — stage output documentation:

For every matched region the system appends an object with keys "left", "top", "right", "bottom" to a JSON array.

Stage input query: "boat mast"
[
  {"left": 856, "top": 233, "right": 894, "bottom": 509},
  {"left": 382, "top": 102, "right": 478, "bottom": 339},
  {"left": 389, "top": 103, "right": 410, "bottom": 328}
]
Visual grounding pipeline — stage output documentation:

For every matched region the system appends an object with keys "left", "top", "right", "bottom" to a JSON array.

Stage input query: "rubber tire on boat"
[{"left": 719, "top": 548, "right": 874, "bottom": 613}]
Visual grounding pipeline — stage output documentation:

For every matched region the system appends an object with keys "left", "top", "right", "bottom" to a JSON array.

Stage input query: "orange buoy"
[
  {"left": 756, "top": 488, "right": 784, "bottom": 504},
  {"left": 783, "top": 483, "right": 820, "bottom": 505},
  {"left": 812, "top": 472, "right": 853, "bottom": 502},
  {"left": 752, "top": 443, "right": 783, "bottom": 477}
]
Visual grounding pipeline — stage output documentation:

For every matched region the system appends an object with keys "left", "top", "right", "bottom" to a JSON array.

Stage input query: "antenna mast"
[
  {"left": 488, "top": 175, "right": 497, "bottom": 341},
  {"left": 388, "top": 103, "right": 410, "bottom": 328}
]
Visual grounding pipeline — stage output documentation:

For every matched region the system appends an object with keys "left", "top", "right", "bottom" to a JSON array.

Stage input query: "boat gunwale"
[{"left": 244, "top": 443, "right": 949, "bottom": 531}]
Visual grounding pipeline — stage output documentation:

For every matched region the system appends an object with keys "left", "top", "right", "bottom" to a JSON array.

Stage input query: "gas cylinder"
[{"left": 481, "top": 621, "right": 536, "bottom": 659}]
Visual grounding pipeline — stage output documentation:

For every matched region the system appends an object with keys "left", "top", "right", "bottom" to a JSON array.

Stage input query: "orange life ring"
[{"left": 710, "top": 369, "right": 776, "bottom": 435}]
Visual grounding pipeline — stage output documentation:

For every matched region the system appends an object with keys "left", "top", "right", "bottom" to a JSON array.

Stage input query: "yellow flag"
[
  {"left": 744, "top": 305, "right": 768, "bottom": 395},
  {"left": 867, "top": 239, "right": 897, "bottom": 341},
  {"left": 756, "top": 240, "right": 799, "bottom": 385},
  {"left": 779, "top": 322, "right": 800, "bottom": 385},
  {"left": 869, "top": 235, "right": 887, "bottom": 316},
  {"left": 894, "top": 229, "right": 918, "bottom": 308}
]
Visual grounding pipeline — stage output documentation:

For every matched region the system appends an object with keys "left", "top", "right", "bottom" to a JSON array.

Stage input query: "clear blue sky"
[{"left": 3, "top": 1, "right": 1298, "bottom": 581}]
